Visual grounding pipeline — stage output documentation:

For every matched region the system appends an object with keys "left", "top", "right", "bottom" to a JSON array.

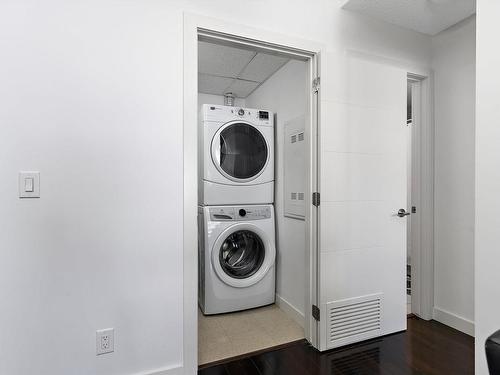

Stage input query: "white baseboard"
[
  {"left": 275, "top": 293, "right": 305, "bottom": 329},
  {"left": 135, "top": 364, "right": 183, "bottom": 375},
  {"left": 433, "top": 307, "right": 474, "bottom": 337}
]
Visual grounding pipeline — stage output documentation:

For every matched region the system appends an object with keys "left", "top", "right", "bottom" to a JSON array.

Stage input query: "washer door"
[
  {"left": 211, "top": 121, "right": 269, "bottom": 183},
  {"left": 212, "top": 223, "right": 275, "bottom": 288}
]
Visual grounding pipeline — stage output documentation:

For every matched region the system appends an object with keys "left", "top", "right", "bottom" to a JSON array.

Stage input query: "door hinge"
[
  {"left": 312, "top": 192, "right": 320, "bottom": 207},
  {"left": 312, "top": 77, "right": 320, "bottom": 93},
  {"left": 312, "top": 305, "right": 320, "bottom": 321}
]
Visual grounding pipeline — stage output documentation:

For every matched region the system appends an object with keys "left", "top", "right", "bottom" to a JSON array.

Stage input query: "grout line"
[{"left": 221, "top": 51, "right": 259, "bottom": 95}]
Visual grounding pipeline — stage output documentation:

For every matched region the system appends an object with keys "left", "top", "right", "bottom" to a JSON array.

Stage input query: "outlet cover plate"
[{"left": 96, "top": 328, "right": 114, "bottom": 355}]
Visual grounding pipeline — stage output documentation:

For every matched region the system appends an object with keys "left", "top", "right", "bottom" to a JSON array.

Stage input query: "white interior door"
[{"left": 316, "top": 51, "right": 408, "bottom": 351}]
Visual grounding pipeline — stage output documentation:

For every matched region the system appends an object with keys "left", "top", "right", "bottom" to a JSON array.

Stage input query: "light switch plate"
[{"left": 19, "top": 171, "right": 40, "bottom": 198}]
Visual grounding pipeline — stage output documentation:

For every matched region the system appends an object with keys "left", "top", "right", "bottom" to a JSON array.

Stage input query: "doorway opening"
[
  {"left": 406, "top": 74, "right": 433, "bottom": 320},
  {"left": 194, "top": 30, "right": 319, "bottom": 367},
  {"left": 184, "top": 16, "right": 435, "bottom": 373},
  {"left": 407, "top": 79, "right": 414, "bottom": 315}
]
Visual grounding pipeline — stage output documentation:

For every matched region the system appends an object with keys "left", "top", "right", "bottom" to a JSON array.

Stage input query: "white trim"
[
  {"left": 418, "top": 73, "right": 435, "bottom": 321},
  {"left": 408, "top": 79, "right": 422, "bottom": 318},
  {"left": 275, "top": 293, "right": 306, "bottom": 329},
  {"left": 183, "top": 13, "right": 199, "bottom": 375},
  {"left": 307, "top": 50, "right": 321, "bottom": 351},
  {"left": 183, "top": 12, "right": 325, "bottom": 373},
  {"left": 407, "top": 79, "right": 421, "bottom": 317},
  {"left": 433, "top": 307, "right": 475, "bottom": 337},
  {"left": 134, "top": 365, "right": 183, "bottom": 375},
  {"left": 406, "top": 71, "right": 435, "bottom": 321}
]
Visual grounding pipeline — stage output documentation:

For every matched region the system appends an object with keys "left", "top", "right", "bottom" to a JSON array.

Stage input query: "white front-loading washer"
[
  {"left": 199, "top": 104, "right": 274, "bottom": 205},
  {"left": 198, "top": 204, "right": 276, "bottom": 314}
]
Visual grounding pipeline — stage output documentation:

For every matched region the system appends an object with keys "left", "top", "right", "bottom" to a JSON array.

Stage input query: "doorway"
[
  {"left": 406, "top": 73, "right": 434, "bottom": 321},
  {"left": 186, "top": 23, "right": 321, "bottom": 368},
  {"left": 407, "top": 79, "right": 415, "bottom": 315},
  {"left": 184, "top": 15, "right": 435, "bottom": 374}
]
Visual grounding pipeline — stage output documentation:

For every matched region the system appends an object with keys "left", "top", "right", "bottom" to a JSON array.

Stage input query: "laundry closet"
[{"left": 197, "top": 38, "right": 310, "bottom": 365}]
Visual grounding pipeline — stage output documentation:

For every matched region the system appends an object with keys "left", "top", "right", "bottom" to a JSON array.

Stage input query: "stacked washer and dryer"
[{"left": 198, "top": 104, "right": 277, "bottom": 315}]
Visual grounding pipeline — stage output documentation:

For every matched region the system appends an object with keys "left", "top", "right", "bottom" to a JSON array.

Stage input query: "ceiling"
[
  {"left": 198, "top": 41, "right": 290, "bottom": 98},
  {"left": 340, "top": 0, "right": 476, "bottom": 35}
]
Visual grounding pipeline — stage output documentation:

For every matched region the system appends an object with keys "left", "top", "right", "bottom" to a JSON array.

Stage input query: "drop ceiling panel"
[
  {"left": 239, "top": 53, "right": 290, "bottom": 82},
  {"left": 225, "top": 79, "right": 260, "bottom": 98},
  {"left": 198, "top": 73, "right": 234, "bottom": 96},
  {"left": 198, "top": 41, "right": 255, "bottom": 77},
  {"left": 198, "top": 41, "right": 294, "bottom": 98},
  {"left": 340, "top": 0, "right": 475, "bottom": 35}
]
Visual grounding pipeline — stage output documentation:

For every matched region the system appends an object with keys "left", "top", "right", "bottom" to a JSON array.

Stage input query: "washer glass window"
[
  {"left": 217, "top": 123, "right": 268, "bottom": 180},
  {"left": 219, "top": 230, "right": 265, "bottom": 279}
]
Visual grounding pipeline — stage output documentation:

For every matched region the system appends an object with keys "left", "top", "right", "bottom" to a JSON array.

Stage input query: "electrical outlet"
[{"left": 96, "top": 328, "right": 114, "bottom": 355}]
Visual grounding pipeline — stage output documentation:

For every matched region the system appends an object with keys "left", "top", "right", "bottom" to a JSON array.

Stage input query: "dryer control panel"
[
  {"left": 209, "top": 206, "right": 272, "bottom": 221},
  {"left": 202, "top": 104, "right": 273, "bottom": 127}
]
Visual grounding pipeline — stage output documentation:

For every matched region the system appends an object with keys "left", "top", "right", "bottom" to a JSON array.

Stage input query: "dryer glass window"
[
  {"left": 218, "top": 123, "right": 268, "bottom": 180},
  {"left": 219, "top": 230, "right": 265, "bottom": 279}
]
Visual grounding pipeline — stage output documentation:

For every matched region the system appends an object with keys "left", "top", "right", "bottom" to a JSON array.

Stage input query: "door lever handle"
[{"left": 397, "top": 209, "right": 410, "bottom": 217}]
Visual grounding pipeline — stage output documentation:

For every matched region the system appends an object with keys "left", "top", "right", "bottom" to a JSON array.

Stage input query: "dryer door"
[
  {"left": 212, "top": 223, "right": 275, "bottom": 288},
  {"left": 211, "top": 121, "right": 269, "bottom": 182}
]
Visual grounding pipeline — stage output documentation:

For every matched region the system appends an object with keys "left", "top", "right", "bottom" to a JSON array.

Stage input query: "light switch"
[
  {"left": 24, "top": 177, "right": 34, "bottom": 192},
  {"left": 19, "top": 172, "right": 40, "bottom": 198}
]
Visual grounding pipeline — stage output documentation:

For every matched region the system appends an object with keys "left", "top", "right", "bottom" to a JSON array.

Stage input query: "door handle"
[{"left": 397, "top": 209, "right": 410, "bottom": 217}]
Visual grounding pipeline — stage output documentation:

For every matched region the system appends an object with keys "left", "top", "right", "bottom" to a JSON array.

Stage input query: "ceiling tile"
[
  {"left": 198, "top": 74, "right": 234, "bottom": 96},
  {"left": 239, "top": 53, "right": 290, "bottom": 82},
  {"left": 198, "top": 41, "right": 255, "bottom": 77},
  {"left": 225, "top": 79, "right": 260, "bottom": 98}
]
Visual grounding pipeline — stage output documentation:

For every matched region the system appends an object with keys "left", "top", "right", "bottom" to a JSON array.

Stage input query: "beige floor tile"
[
  {"left": 229, "top": 329, "right": 276, "bottom": 355},
  {"left": 198, "top": 304, "right": 305, "bottom": 365}
]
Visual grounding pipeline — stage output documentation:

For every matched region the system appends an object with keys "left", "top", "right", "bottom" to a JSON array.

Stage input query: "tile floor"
[{"left": 198, "top": 304, "right": 305, "bottom": 365}]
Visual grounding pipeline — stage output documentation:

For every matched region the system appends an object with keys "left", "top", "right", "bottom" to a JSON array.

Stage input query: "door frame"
[
  {"left": 183, "top": 13, "right": 325, "bottom": 373},
  {"left": 407, "top": 72, "right": 434, "bottom": 321}
]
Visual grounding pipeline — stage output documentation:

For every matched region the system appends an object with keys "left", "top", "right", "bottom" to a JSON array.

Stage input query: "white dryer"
[
  {"left": 199, "top": 104, "right": 274, "bottom": 205},
  {"left": 198, "top": 204, "right": 276, "bottom": 314}
]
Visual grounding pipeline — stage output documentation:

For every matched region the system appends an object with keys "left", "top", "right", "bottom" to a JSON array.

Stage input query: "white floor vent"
[{"left": 326, "top": 293, "right": 383, "bottom": 349}]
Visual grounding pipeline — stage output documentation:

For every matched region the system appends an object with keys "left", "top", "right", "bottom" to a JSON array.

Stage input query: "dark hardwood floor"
[{"left": 198, "top": 317, "right": 474, "bottom": 375}]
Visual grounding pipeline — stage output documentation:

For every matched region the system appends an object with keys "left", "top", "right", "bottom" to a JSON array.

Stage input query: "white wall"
[
  {"left": 0, "top": 1, "right": 432, "bottom": 374},
  {"left": 198, "top": 93, "right": 245, "bottom": 113},
  {"left": 475, "top": 1, "right": 500, "bottom": 373},
  {"left": 246, "top": 60, "right": 308, "bottom": 325},
  {"left": 431, "top": 16, "right": 476, "bottom": 336},
  {"left": 0, "top": 3, "right": 184, "bottom": 375}
]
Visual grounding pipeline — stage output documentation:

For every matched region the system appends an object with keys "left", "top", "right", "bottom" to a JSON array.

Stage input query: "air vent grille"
[
  {"left": 327, "top": 294, "right": 383, "bottom": 348},
  {"left": 291, "top": 134, "right": 297, "bottom": 143},
  {"left": 298, "top": 132, "right": 304, "bottom": 141}
]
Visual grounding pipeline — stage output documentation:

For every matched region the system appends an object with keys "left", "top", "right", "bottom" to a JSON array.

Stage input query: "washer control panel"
[
  {"left": 202, "top": 104, "right": 273, "bottom": 126},
  {"left": 209, "top": 206, "right": 272, "bottom": 221}
]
